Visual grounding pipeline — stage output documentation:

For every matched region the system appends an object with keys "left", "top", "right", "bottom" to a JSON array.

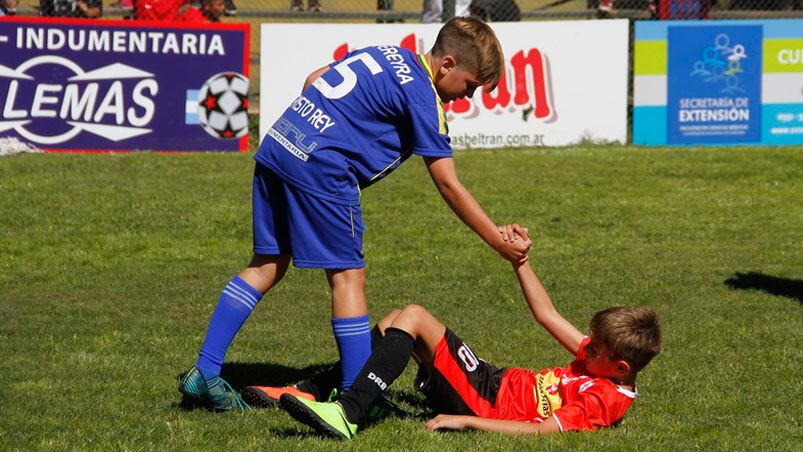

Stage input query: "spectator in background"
[
  {"left": 118, "top": 0, "right": 134, "bottom": 18},
  {"left": 224, "top": 0, "right": 235, "bottom": 15},
  {"left": 469, "top": 0, "right": 520, "bottom": 21},
  {"left": 134, "top": 0, "right": 186, "bottom": 20},
  {"left": 650, "top": 0, "right": 710, "bottom": 19},
  {"left": 39, "top": 0, "right": 101, "bottom": 17},
  {"left": 178, "top": 0, "right": 225, "bottom": 22},
  {"left": 1, "top": 0, "right": 18, "bottom": 15},
  {"left": 422, "top": 0, "right": 471, "bottom": 23},
  {"left": 291, "top": 0, "right": 320, "bottom": 11},
  {"left": 597, "top": 0, "right": 662, "bottom": 18}
]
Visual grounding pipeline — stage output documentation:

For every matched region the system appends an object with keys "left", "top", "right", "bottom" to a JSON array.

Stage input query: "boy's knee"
[
  {"left": 384, "top": 308, "right": 404, "bottom": 321},
  {"left": 326, "top": 268, "right": 366, "bottom": 288},
  {"left": 242, "top": 254, "right": 290, "bottom": 292},
  {"left": 377, "top": 309, "right": 403, "bottom": 333},
  {"left": 400, "top": 304, "right": 429, "bottom": 319}
]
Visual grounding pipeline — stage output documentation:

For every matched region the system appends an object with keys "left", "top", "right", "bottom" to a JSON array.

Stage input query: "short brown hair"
[
  {"left": 431, "top": 17, "right": 505, "bottom": 91},
  {"left": 590, "top": 307, "right": 662, "bottom": 373}
]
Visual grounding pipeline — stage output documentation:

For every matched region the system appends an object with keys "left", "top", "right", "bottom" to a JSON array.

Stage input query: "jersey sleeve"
[
  {"left": 551, "top": 382, "right": 630, "bottom": 432},
  {"left": 576, "top": 336, "right": 591, "bottom": 359},
  {"left": 407, "top": 102, "right": 452, "bottom": 158}
]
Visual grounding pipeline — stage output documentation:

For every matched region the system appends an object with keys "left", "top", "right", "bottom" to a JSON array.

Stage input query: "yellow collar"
[
  {"left": 417, "top": 54, "right": 435, "bottom": 81},
  {"left": 416, "top": 54, "right": 448, "bottom": 135}
]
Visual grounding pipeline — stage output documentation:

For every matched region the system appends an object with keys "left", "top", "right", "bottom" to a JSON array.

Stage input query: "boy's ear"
[
  {"left": 615, "top": 360, "right": 631, "bottom": 375},
  {"left": 440, "top": 55, "right": 457, "bottom": 75}
]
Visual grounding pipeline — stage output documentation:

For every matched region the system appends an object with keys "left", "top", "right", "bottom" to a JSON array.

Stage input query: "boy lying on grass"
[{"left": 280, "top": 225, "right": 662, "bottom": 438}]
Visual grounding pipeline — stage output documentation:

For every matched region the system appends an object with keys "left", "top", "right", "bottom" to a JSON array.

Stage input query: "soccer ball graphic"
[{"left": 197, "top": 72, "right": 250, "bottom": 139}]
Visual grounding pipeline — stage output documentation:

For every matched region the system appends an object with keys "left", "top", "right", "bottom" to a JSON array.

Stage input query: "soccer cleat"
[
  {"left": 178, "top": 366, "right": 250, "bottom": 411},
  {"left": 178, "top": 366, "right": 209, "bottom": 400},
  {"left": 207, "top": 376, "right": 250, "bottom": 411},
  {"left": 241, "top": 385, "right": 316, "bottom": 409},
  {"left": 281, "top": 394, "right": 358, "bottom": 440}
]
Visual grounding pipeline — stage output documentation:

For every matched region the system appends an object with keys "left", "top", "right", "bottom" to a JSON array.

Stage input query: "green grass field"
[{"left": 1, "top": 145, "right": 801, "bottom": 449}]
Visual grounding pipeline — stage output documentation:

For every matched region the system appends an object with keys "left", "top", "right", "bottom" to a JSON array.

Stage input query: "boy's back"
[{"left": 255, "top": 46, "right": 452, "bottom": 205}]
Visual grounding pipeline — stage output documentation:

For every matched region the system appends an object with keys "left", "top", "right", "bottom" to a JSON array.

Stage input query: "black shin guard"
[
  {"left": 297, "top": 326, "right": 385, "bottom": 399},
  {"left": 337, "top": 327, "right": 414, "bottom": 424},
  {"left": 370, "top": 324, "right": 383, "bottom": 349},
  {"left": 296, "top": 364, "right": 340, "bottom": 400}
]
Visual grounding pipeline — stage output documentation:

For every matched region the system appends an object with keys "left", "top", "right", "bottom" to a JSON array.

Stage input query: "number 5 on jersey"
[{"left": 313, "top": 53, "right": 384, "bottom": 100}]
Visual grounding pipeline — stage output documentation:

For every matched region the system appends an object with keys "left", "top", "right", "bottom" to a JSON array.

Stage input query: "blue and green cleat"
[
  {"left": 178, "top": 366, "right": 250, "bottom": 411},
  {"left": 280, "top": 394, "right": 358, "bottom": 440}
]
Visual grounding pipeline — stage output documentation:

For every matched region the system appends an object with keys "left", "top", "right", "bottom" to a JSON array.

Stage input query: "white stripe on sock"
[
  {"left": 223, "top": 288, "right": 257, "bottom": 310},
  {"left": 333, "top": 329, "right": 371, "bottom": 337},
  {"left": 227, "top": 282, "right": 259, "bottom": 304},
  {"left": 333, "top": 325, "right": 371, "bottom": 334}
]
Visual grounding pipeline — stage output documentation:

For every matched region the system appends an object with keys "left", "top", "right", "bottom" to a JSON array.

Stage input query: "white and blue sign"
[
  {"left": 633, "top": 19, "right": 803, "bottom": 147},
  {"left": 667, "top": 25, "right": 762, "bottom": 144}
]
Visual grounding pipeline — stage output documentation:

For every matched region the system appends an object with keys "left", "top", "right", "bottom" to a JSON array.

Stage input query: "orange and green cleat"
[
  {"left": 280, "top": 394, "right": 358, "bottom": 440},
  {"left": 240, "top": 385, "right": 317, "bottom": 409}
]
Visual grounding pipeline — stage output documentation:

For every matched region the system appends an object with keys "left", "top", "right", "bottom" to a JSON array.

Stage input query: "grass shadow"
[
  {"left": 724, "top": 272, "right": 803, "bottom": 304},
  {"left": 174, "top": 362, "right": 335, "bottom": 411},
  {"left": 391, "top": 389, "right": 435, "bottom": 416},
  {"left": 221, "top": 361, "right": 336, "bottom": 389}
]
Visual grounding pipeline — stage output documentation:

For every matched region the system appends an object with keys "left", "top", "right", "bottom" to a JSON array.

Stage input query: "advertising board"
[
  {"left": 0, "top": 17, "right": 250, "bottom": 152},
  {"left": 260, "top": 21, "right": 629, "bottom": 148},
  {"left": 634, "top": 19, "right": 803, "bottom": 146}
]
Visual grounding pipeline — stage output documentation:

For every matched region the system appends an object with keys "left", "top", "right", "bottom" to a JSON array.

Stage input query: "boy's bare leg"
[
  {"left": 180, "top": 254, "right": 291, "bottom": 410},
  {"left": 326, "top": 268, "right": 368, "bottom": 317},
  {"left": 324, "top": 304, "right": 444, "bottom": 421},
  {"left": 383, "top": 304, "right": 446, "bottom": 371},
  {"left": 239, "top": 254, "right": 291, "bottom": 293},
  {"left": 280, "top": 304, "right": 448, "bottom": 436},
  {"left": 376, "top": 309, "right": 402, "bottom": 332}
]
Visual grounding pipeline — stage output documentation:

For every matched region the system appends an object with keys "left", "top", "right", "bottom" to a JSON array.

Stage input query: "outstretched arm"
[
  {"left": 423, "top": 156, "right": 529, "bottom": 264},
  {"left": 426, "top": 414, "right": 561, "bottom": 435},
  {"left": 514, "top": 258, "right": 585, "bottom": 355}
]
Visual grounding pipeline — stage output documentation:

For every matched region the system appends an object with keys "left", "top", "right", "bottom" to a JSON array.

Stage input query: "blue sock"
[
  {"left": 332, "top": 315, "right": 372, "bottom": 390},
  {"left": 196, "top": 275, "right": 263, "bottom": 380}
]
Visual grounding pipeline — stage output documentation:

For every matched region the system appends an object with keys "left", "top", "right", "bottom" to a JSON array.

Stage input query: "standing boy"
[
  {"left": 281, "top": 227, "right": 663, "bottom": 438},
  {"left": 178, "top": 17, "right": 529, "bottom": 410}
]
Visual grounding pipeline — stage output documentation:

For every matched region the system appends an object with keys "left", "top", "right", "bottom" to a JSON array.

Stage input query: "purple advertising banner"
[{"left": 0, "top": 17, "right": 250, "bottom": 152}]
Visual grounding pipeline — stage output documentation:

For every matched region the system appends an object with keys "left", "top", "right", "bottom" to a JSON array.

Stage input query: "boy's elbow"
[
  {"left": 434, "top": 176, "right": 465, "bottom": 201},
  {"left": 434, "top": 179, "right": 454, "bottom": 198}
]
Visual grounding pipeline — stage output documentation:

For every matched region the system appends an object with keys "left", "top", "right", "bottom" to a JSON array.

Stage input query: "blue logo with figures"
[
  {"left": 668, "top": 25, "right": 762, "bottom": 144},
  {"left": 689, "top": 33, "right": 748, "bottom": 93}
]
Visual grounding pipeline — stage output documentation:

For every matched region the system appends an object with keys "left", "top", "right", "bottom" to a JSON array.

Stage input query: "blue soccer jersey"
[{"left": 254, "top": 46, "right": 452, "bottom": 205}]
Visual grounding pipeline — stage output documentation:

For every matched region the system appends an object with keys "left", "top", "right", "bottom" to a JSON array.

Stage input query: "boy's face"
[
  {"left": 204, "top": 0, "right": 226, "bottom": 19},
  {"left": 585, "top": 339, "right": 629, "bottom": 379},
  {"left": 435, "top": 66, "right": 483, "bottom": 103}
]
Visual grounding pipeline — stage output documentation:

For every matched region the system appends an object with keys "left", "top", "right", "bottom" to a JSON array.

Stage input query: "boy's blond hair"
[
  {"left": 590, "top": 307, "right": 662, "bottom": 372},
  {"left": 431, "top": 17, "right": 505, "bottom": 91}
]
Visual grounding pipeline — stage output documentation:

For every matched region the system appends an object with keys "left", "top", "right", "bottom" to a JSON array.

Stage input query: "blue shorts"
[{"left": 252, "top": 163, "right": 365, "bottom": 269}]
